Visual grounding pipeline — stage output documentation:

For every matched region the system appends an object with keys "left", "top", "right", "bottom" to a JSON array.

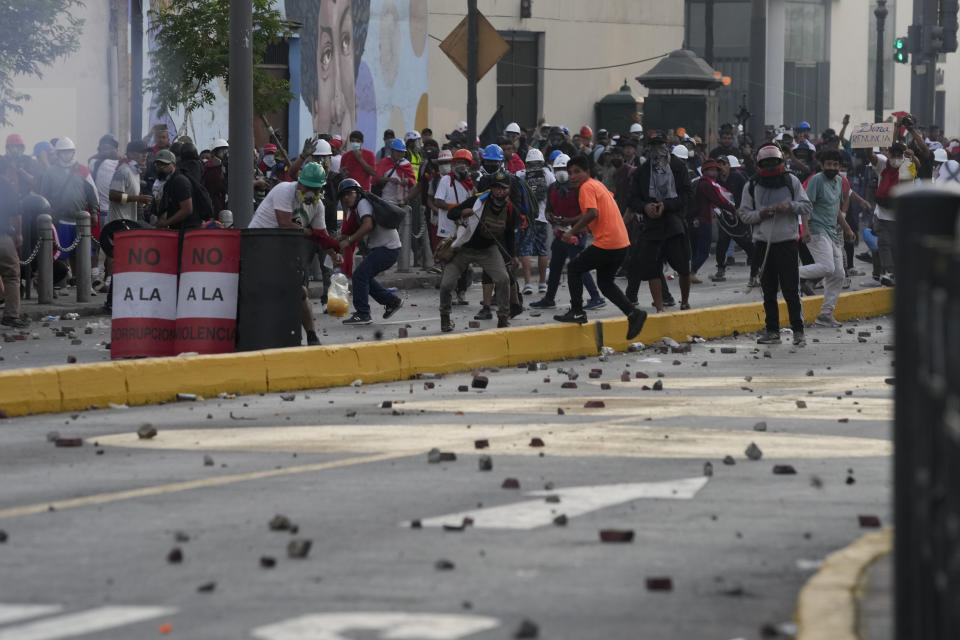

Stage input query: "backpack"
[
  {"left": 362, "top": 191, "right": 406, "bottom": 229},
  {"left": 178, "top": 169, "right": 215, "bottom": 221}
]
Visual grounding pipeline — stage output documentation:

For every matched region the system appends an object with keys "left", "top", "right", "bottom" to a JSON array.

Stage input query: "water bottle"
[{"left": 326, "top": 271, "right": 351, "bottom": 317}]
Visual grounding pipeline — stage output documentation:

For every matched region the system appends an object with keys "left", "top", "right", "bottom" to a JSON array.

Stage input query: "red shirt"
[
  {"left": 339, "top": 148, "right": 377, "bottom": 191},
  {"left": 505, "top": 154, "right": 525, "bottom": 174}
]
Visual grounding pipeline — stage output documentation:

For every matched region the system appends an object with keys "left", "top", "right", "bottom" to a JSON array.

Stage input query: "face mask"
[
  {"left": 889, "top": 157, "right": 903, "bottom": 168},
  {"left": 440, "top": 163, "right": 452, "bottom": 175},
  {"left": 527, "top": 163, "right": 544, "bottom": 173},
  {"left": 57, "top": 151, "right": 75, "bottom": 168},
  {"left": 350, "top": 141, "right": 362, "bottom": 151},
  {"left": 300, "top": 188, "right": 319, "bottom": 205},
  {"left": 555, "top": 170, "right": 569, "bottom": 183},
  {"left": 823, "top": 169, "right": 839, "bottom": 180},
  {"left": 262, "top": 154, "right": 276, "bottom": 168},
  {"left": 482, "top": 162, "right": 500, "bottom": 175}
]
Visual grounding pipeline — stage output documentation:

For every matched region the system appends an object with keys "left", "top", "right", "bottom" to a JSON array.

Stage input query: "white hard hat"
[
  {"left": 525, "top": 148, "right": 544, "bottom": 163},
  {"left": 313, "top": 139, "right": 332, "bottom": 156},
  {"left": 726, "top": 155, "right": 741, "bottom": 168},
  {"left": 211, "top": 138, "right": 228, "bottom": 149},
  {"left": 630, "top": 123, "right": 643, "bottom": 134},
  {"left": 552, "top": 153, "right": 570, "bottom": 169},
  {"left": 456, "top": 121, "right": 468, "bottom": 133},
  {"left": 55, "top": 137, "right": 76, "bottom": 152},
  {"left": 404, "top": 129, "right": 421, "bottom": 141},
  {"left": 934, "top": 147, "right": 948, "bottom": 163},
  {"left": 671, "top": 145, "right": 689, "bottom": 160},
  {"left": 505, "top": 122, "right": 521, "bottom": 134},
  {"left": 438, "top": 150, "right": 453, "bottom": 161},
  {"left": 757, "top": 145, "right": 784, "bottom": 163}
]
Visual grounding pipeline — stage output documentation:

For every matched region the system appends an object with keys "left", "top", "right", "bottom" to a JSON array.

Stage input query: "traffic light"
[
  {"left": 894, "top": 37, "right": 909, "bottom": 63},
  {"left": 926, "top": 25, "right": 945, "bottom": 55},
  {"left": 942, "top": 0, "right": 959, "bottom": 52}
]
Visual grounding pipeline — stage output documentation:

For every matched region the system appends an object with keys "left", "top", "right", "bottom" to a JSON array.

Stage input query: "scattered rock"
[
  {"left": 502, "top": 478, "right": 520, "bottom": 489},
  {"left": 620, "top": 372, "right": 631, "bottom": 382},
  {"left": 398, "top": 327, "right": 408, "bottom": 338},
  {"left": 167, "top": 548, "right": 183, "bottom": 564},
  {"left": 203, "top": 455, "right": 214, "bottom": 467},
  {"left": 287, "top": 539, "right": 312, "bottom": 558},
  {"left": 858, "top": 515, "right": 881, "bottom": 528},
  {"left": 561, "top": 382, "right": 577, "bottom": 389},
  {"left": 381, "top": 400, "right": 393, "bottom": 409},
  {"left": 773, "top": 465, "right": 797, "bottom": 475},
  {"left": 176, "top": 393, "right": 198, "bottom": 402},
  {"left": 471, "top": 376, "right": 489, "bottom": 389},
  {"left": 137, "top": 424, "right": 157, "bottom": 439},
  {"left": 806, "top": 370, "right": 814, "bottom": 377},
  {"left": 599, "top": 529, "right": 635, "bottom": 543},
  {"left": 883, "top": 344, "right": 894, "bottom": 352},
  {"left": 260, "top": 556, "right": 276, "bottom": 569},
  {"left": 584, "top": 400, "right": 605, "bottom": 408},
  {"left": 474, "top": 439, "right": 489, "bottom": 449},
  {"left": 434, "top": 558, "right": 455, "bottom": 571},
  {"left": 722, "top": 455, "right": 736, "bottom": 466},
  {"left": 796, "top": 400, "right": 807, "bottom": 409},
  {"left": 468, "top": 320, "right": 480, "bottom": 328},
  {"left": 457, "top": 385, "right": 469, "bottom": 392},
  {"left": 745, "top": 442, "right": 763, "bottom": 461},
  {"left": 703, "top": 461, "right": 713, "bottom": 476},
  {"left": 514, "top": 619, "right": 539, "bottom": 638},
  {"left": 600, "top": 382, "right": 612, "bottom": 390},
  {"left": 280, "top": 393, "right": 295, "bottom": 401},
  {"left": 645, "top": 577, "right": 673, "bottom": 591},
  {"left": 196, "top": 582, "right": 216, "bottom": 593},
  {"left": 410, "top": 520, "right": 422, "bottom": 529},
  {"left": 269, "top": 515, "right": 293, "bottom": 531},
  {"left": 545, "top": 495, "right": 561, "bottom": 504},
  {"left": 529, "top": 437, "right": 545, "bottom": 447},
  {"left": 884, "top": 378, "right": 895, "bottom": 385},
  {"left": 478, "top": 455, "right": 493, "bottom": 471},
  {"left": 66, "top": 355, "right": 77, "bottom": 364},
  {"left": 754, "top": 421, "right": 767, "bottom": 432},
  {"left": 556, "top": 408, "right": 565, "bottom": 415},
  {"left": 427, "top": 448, "right": 457, "bottom": 463},
  {"left": 720, "top": 347, "right": 737, "bottom": 354},
  {"left": 652, "top": 380, "right": 663, "bottom": 391},
  {"left": 46, "top": 430, "right": 60, "bottom": 442},
  {"left": 174, "top": 531, "right": 190, "bottom": 543},
  {"left": 0, "top": 530, "right": 7, "bottom": 543},
  {"left": 423, "top": 382, "right": 435, "bottom": 390},
  {"left": 54, "top": 438, "right": 83, "bottom": 447}
]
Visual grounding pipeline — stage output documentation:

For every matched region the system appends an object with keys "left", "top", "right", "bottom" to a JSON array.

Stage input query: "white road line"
[
  {"left": 0, "top": 606, "right": 175, "bottom": 640},
  {"left": 251, "top": 612, "right": 500, "bottom": 640},
  {"left": 408, "top": 477, "right": 710, "bottom": 530},
  {"left": 0, "top": 605, "right": 63, "bottom": 625}
]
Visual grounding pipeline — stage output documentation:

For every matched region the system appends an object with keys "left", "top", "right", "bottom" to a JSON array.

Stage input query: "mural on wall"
[{"left": 284, "top": 0, "right": 429, "bottom": 147}]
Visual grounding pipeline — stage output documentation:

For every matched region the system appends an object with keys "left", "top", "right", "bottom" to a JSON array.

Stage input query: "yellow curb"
[
  {"left": 795, "top": 527, "right": 893, "bottom": 640},
  {"left": 0, "top": 288, "right": 893, "bottom": 418}
]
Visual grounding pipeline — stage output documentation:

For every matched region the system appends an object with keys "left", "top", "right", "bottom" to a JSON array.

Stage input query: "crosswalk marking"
[
  {"left": 0, "top": 605, "right": 63, "bottom": 626},
  {"left": 251, "top": 612, "right": 500, "bottom": 640},
  {"left": 0, "top": 605, "right": 175, "bottom": 640}
]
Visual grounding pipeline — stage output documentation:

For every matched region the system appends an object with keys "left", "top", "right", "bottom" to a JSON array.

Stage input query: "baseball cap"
[{"left": 154, "top": 149, "right": 176, "bottom": 164}]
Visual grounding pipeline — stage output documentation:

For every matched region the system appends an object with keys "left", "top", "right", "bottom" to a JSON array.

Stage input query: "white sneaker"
[
  {"left": 538, "top": 283, "right": 548, "bottom": 294},
  {"left": 522, "top": 284, "right": 534, "bottom": 295},
  {"left": 815, "top": 313, "right": 842, "bottom": 328}
]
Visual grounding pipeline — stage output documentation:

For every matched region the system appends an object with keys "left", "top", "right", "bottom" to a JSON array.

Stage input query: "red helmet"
[
  {"left": 579, "top": 125, "right": 593, "bottom": 140},
  {"left": 5, "top": 134, "right": 24, "bottom": 147},
  {"left": 453, "top": 149, "right": 474, "bottom": 165}
]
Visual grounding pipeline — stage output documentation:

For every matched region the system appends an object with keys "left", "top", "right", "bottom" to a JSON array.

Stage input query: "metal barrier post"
[
  {"left": 75, "top": 211, "right": 91, "bottom": 302},
  {"left": 37, "top": 214, "right": 53, "bottom": 304},
  {"left": 397, "top": 203, "right": 412, "bottom": 272}
]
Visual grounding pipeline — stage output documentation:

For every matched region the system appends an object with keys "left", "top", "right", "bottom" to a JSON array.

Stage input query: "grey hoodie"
[{"left": 738, "top": 173, "right": 812, "bottom": 243}]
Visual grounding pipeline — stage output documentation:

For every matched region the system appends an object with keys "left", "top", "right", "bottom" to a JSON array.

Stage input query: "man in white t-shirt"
[
  {"left": 516, "top": 148, "right": 554, "bottom": 295},
  {"left": 249, "top": 163, "right": 341, "bottom": 345},
  {"left": 433, "top": 149, "right": 477, "bottom": 305},
  {"left": 336, "top": 178, "right": 403, "bottom": 325}
]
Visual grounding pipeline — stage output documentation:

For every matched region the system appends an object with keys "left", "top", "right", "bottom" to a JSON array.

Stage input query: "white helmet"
[
  {"left": 552, "top": 153, "right": 570, "bottom": 169},
  {"left": 726, "top": 155, "right": 742, "bottom": 168},
  {"left": 211, "top": 138, "right": 228, "bottom": 150},
  {"left": 455, "top": 121, "right": 468, "bottom": 133},
  {"left": 404, "top": 129, "right": 421, "bottom": 142},
  {"left": 313, "top": 139, "right": 332, "bottom": 156},
  {"left": 630, "top": 123, "right": 643, "bottom": 134},
  {"left": 55, "top": 137, "right": 76, "bottom": 152},
  {"left": 438, "top": 149, "right": 453, "bottom": 162},
  {"left": 525, "top": 148, "right": 544, "bottom": 164},
  {"left": 757, "top": 145, "right": 784, "bottom": 163},
  {"left": 671, "top": 145, "right": 689, "bottom": 160},
  {"left": 505, "top": 122, "right": 521, "bottom": 135},
  {"left": 934, "top": 147, "right": 948, "bottom": 163}
]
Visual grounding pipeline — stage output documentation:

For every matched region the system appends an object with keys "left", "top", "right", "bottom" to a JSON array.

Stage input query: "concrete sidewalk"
[{"left": 860, "top": 552, "right": 892, "bottom": 640}]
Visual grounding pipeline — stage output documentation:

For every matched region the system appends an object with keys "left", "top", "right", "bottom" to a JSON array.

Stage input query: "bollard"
[
  {"left": 397, "top": 203, "right": 412, "bottom": 272},
  {"left": 37, "top": 214, "right": 54, "bottom": 304},
  {"left": 75, "top": 211, "right": 91, "bottom": 302},
  {"left": 218, "top": 209, "right": 234, "bottom": 228},
  {"left": 417, "top": 202, "right": 435, "bottom": 270}
]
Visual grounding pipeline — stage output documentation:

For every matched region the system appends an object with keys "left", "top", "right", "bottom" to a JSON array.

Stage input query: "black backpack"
[
  {"left": 362, "top": 192, "right": 406, "bottom": 229},
  {"left": 179, "top": 169, "right": 216, "bottom": 221}
]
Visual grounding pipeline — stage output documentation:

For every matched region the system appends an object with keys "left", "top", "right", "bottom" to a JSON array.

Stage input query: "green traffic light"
[{"left": 895, "top": 38, "right": 904, "bottom": 49}]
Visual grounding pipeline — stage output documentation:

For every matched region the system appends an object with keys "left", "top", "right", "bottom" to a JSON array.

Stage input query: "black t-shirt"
[{"left": 161, "top": 173, "right": 200, "bottom": 230}]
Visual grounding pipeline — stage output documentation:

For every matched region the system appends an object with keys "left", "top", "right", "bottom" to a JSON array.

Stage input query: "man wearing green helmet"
[{"left": 248, "top": 162, "right": 342, "bottom": 345}]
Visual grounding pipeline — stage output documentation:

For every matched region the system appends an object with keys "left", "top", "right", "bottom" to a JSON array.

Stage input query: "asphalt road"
[
  {"left": 0, "top": 316, "right": 893, "bottom": 639},
  {"left": 0, "top": 258, "right": 882, "bottom": 370}
]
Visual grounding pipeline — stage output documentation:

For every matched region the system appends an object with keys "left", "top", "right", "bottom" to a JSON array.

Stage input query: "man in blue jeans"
[
  {"left": 529, "top": 153, "right": 605, "bottom": 310},
  {"left": 336, "top": 179, "right": 403, "bottom": 325}
]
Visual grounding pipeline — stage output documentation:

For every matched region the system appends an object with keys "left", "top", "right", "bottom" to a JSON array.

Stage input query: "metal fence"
[{"left": 894, "top": 183, "right": 960, "bottom": 639}]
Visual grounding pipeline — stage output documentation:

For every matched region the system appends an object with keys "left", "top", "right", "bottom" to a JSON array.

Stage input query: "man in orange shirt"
[{"left": 553, "top": 155, "right": 647, "bottom": 340}]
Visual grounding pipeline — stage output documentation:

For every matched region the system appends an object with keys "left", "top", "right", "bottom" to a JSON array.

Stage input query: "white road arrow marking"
[
  {"left": 0, "top": 605, "right": 175, "bottom": 640},
  {"left": 0, "top": 605, "right": 63, "bottom": 626},
  {"left": 251, "top": 612, "right": 500, "bottom": 640},
  {"left": 407, "top": 477, "right": 710, "bottom": 530}
]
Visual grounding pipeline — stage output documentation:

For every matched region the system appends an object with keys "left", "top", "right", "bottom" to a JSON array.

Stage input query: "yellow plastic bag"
[{"left": 326, "top": 272, "right": 351, "bottom": 317}]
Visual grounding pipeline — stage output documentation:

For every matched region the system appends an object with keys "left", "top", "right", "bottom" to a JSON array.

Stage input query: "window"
[
  {"left": 867, "top": 0, "right": 896, "bottom": 110},
  {"left": 496, "top": 32, "right": 540, "bottom": 131}
]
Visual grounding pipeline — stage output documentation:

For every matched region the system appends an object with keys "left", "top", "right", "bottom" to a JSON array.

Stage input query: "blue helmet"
[
  {"left": 390, "top": 138, "right": 407, "bottom": 152},
  {"left": 796, "top": 121, "right": 811, "bottom": 131},
  {"left": 482, "top": 144, "right": 504, "bottom": 162},
  {"left": 548, "top": 149, "right": 562, "bottom": 164}
]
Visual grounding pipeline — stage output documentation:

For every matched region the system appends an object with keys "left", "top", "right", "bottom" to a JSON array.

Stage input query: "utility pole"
[
  {"left": 466, "top": 0, "right": 478, "bottom": 147},
  {"left": 130, "top": 0, "right": 143, "bottom": 140},
  {"left": 704, "top": 0, "right": 715, "bottom": 66},
  {"left": 228, "top": 0, "right": 254, "bottom": 228},
  {"left": 874, "top": 0, "right": 887, "bottom": 123},
  {"left": 910, "top": 0, "right": 939, "bottom": 126},
  {"left": 747, "top": 0, "right": 767, "bottom": 145}
]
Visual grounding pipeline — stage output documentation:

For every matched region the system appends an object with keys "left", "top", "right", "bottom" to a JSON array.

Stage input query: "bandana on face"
[{"left": 262, "top": 154, "right": 276, "bottom": 168}]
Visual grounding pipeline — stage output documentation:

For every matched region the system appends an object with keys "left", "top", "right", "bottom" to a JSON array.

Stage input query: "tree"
[
  {"left": 146, "top": 0, "right": 292, "bottom": 119},
  {"left": 0, "top": 0, "right": 84, "bottom": 126}
]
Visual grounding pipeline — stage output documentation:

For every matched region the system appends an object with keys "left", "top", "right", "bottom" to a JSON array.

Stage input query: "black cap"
[
  {"left": 126, "top": 140, "right": 149, "bottom": 154},
  {"left": 890, "top": 140, "right": 907, "bottom": 154},
  {"left": 491, "top": 171, "right": 510, "bottom": 187},
  {"left": 99, "top": 134, "right": 119, "bottom": 148}
]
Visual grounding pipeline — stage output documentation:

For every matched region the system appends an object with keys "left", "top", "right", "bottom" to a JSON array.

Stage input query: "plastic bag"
[{"left": 326, "top": 271, "right": 351, "bottom": 317}]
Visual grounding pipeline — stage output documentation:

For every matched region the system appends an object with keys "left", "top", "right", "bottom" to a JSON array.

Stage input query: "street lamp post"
[{"left": 875, "top": 0, "right": 888, "bottom": 123}]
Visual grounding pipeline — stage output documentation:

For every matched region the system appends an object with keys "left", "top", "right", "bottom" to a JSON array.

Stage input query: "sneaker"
[
  {"left": 530, "top": 298, "right": 557, "bottom": 309},
  {"left": 680, "top": 301, "right": 691, "bottom": 311},
  {"left": 690, "top": 273, "right": 703, "bottom": 284},
  {"left": 626, "top": 308, "right": 648, "bottom": 341},
  {"left": 306, "top": 330, "right": 321, "bottom": 346},
  {"left": 663, "top": 296, "right": 676, "bottom": 307},
  {"left": 538, "top": 283, "right": 548, "bottom": 294},
  {"left": 522, "top": 284, "right": 534, "bottom": 295},
  {"left": 793, "top": 332, "right": 806, "bottom": 347},
  {"left": 800, "top": 280, "right": 815, "bottom": 296},
  {"left": 554, "top": 309, "right": 587, "bottom": 324},
  {"left": 846, "top": 268, "right": 864, "bottom": 277},
  {"left": 815, "top": 313, "right": 842, "bottom": 328},
  {"left": 383, "top": 298, "right": 403, "bottom": 319},
  {"left": 756, "top": 331, "right": 782, "bottom": 345},
  {"left": 474, "top": 305, "right": 493, "bottom": 320},
  {"left": 454, "top": 293, "right": 469, "bottom": 306},
  {"left": 0, "top": 316, "right": 28, "bottom": 329},
  {"left": 584, "top": 298, "right": 607, "bottom": 311},
  {"left": 726, "top": 255, "right": 737, "bottom": 266},
  {"left": 427, "top": 265, "right": 443, "bottom": 274},
  {"left": 856, "top": 252, "right": 873, "bottom": 264},
  {"left": 879, "top": 273, "right": 895, "bottom": 287},
  {"left": 342, "top": 312, "right": 372, "bottom": 325},
  {"left": 497, "top": 315, "right": 509, "bottom": 328},
  {"left": 842, "top": 277, "right": 851, "bottom": 290},
  {"left": 441, "top": 313, "right": 454, "bottom": 333},
  {"left": 710, "top": 268, "right": 726, "bottom": 282}
]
